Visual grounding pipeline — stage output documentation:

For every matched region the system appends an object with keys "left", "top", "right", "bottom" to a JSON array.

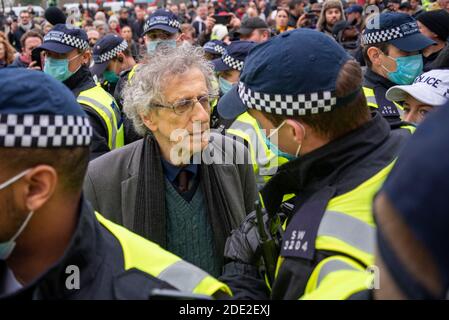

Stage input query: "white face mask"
[{"left": 0, "top": 169, "right": 34, "bottom": 260}]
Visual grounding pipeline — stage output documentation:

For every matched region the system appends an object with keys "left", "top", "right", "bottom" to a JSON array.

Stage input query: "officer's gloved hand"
[
  {"left": 220, "top": 210, "right": 277, "bottom": 300},
  {"left": 223, "top": 210, "right": 269, "bottom": 266}
]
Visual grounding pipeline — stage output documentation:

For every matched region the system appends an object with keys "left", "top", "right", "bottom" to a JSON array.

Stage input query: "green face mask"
[{"left": 103, "top": 70, "right": 119, "bottom": 84}]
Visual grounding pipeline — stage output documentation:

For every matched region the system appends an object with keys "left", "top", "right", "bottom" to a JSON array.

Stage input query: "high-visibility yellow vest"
[
  {"left": 274, "top": 161, "right": 395, "bottom": 297},
  {"left": 78, "top": 84, "right": 124, "bottom": 150},
  {"left": 128, "top": 64, "right": 139, "bottom": 82},
  {"left": 95, "top": 212, "right": 232, "bottom": 297},
  {"left": 301, "top": 256, "right": 374, "bottom": 300},
  {"left": 363, "top": 86, "right": 404, "bottom": 117},
  {"left": 226, "top": 112, "right": 290, "bottom": 190}
]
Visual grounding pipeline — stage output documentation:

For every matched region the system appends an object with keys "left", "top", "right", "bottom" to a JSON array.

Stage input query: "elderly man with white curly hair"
[{"left": 83, "top": 44, "right": 257, "bottom": 277}]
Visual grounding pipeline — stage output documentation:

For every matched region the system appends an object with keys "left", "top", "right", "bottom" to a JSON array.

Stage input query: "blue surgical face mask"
[
  {"left": 264, "top": 120, "right": 303, "bottom": 161},
  {"left": 44, "top": 54, "right": 82, "bottom": 82},
  {"left": 219, "top": 76, "right": 233, "bottom": 95},
  {"left": 0, "top": 169, "right": 34, "bottom": 260},
  {"left": 146, "top": 39, "right": 177, "bottom": 54},
  {"left": 382, "top": 54, "right": 423, "bottom": 85}
]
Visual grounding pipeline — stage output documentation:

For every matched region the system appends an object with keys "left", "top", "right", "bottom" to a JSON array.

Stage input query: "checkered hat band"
[
  {"left": 0, "top": 114, "right": 92, "bottom": 148},
  {"left": 143, "top": 18, "right": 181, "bottom": 33},
  {"left": 222, "top": 54, "right": 244, "bottom": 71},
  {"left": 214, "top": 45, "right": 226, "bottom": 55},
  {"left": 362, "top": 26, "right": 403, "bottom": 45},
  {"left": 237, "top": 82, "right": 337, "bottom": 116},
  {"left": 44, "top": 32, "right": 89, "bottom": 50},
  {"left": 95, "top": 40, "right": 128, "bottom": 64}
]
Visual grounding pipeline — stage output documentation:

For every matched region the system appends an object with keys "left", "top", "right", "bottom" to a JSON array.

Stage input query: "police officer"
[
  {"left": 214, "top": 40, "right": 292, "bottom": 191},
  {"left": 211, "top": 41, "right": 288, "bottom": 190},
  {"left": 143, "top": 9, "right": 186, "bottom": 55},
  {"left": 211, "top": 41, "right": 256, "bottom": 132},
  {"left": 91, "top": 34, "right": 136, "bottom": 97},
  {"left": 218, "top": 29, "right": 412, "bottom": 300},
  {"left": 361, "top": 12, "right": 435, "bottom": 127},
  {"left": 38, "top": 24, "right": 124, "bottom": 160},
  {"left": 114, "top": 9, "right": 184, "bottom": 100},
  {"left": 0, "top": 68, "right": 231, "bottom": 300},
  {"left": 386, "top": 69, "right": 449, "bottom": 124},
  {"left": 301, "top": 100, "right": 449, "bottom": 300},
  {"left": 117, "top": 8, "right": 184, "bottom": 91}
]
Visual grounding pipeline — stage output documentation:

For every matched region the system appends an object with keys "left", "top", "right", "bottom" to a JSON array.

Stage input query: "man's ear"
[
  {"left": 81, "top": 50, "right": 91, "bottom": 65},
  {"left": 285, "top": 119, "right": 306, "bottom": 145},
  {"left": 177, "top": 33, "right": 187, "bottom": 43},
  {"left": 141, "top": 109, "right": 158, "bottom": 132},
  {"left": 22, "top": 165, "right": 58, "bottom": 213},
  {"left": 367, "top": 46, "right": 382, "bottom": 67}
]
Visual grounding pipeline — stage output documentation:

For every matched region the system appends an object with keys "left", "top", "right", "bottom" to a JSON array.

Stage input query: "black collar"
[
  {"left": 63, "top": 65, "right": 96, "bottom": 97},
  {"left": 0, "top": 197, "right": 102, "bottom": 299},
  {"left": 261, "top": 113, "right": 391, "bottom": 215},
  {"left": 363, "top": 68, "right": 396, "bottom": 90}
]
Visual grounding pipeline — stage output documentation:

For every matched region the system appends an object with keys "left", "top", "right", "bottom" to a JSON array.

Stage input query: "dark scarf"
[{"left": 133, "top": 133, "right": 233, "bottom": 265}]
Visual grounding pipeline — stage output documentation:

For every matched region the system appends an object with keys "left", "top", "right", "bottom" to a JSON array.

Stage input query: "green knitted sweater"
[{"left": 164, "top": 179, "right": 221, "bottom": 277}]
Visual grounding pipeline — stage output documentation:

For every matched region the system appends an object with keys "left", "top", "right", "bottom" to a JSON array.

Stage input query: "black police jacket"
[
  {"left": 220, "top": 113, "right": 412, "bottom": 300},
  {"left": 0, "top": 197, "right": 175, "bottom": 299},
  {"left": 64, "top": 65, "right": 110, "bottom": 160},
  {"left": 363, "top": 68, "right": 403, "bottom": 127}
]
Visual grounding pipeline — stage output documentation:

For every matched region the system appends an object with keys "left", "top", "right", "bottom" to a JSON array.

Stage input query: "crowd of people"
[{"left": 1, "top": 0, "right": 449, "bottom": 302}]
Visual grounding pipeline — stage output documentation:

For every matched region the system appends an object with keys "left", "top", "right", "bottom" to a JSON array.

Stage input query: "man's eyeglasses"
[{"left": 152, "top": 94, "right": 218, "bottom": 115}]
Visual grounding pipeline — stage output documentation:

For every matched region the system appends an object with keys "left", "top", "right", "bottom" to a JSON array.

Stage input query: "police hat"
[
  {"left": 142, "top": 9, "right": 181, "bottom": 36},
  {"left": 0, "top": 69, "right": 92, "bottom": 148},
  {"left": 203, "top": 40, "right": 227, "bottom": 56},
  {"left": 91, "top": 34, "right": 128, "bottom": 77},
  {"left": 218, "top": 29, "right": 354, "bottom": 120},
  {"left": 211, "top": 40, "right": 256, "bottom": 72},
  {"left": 38, "top": 24, "right": 89, "bottom": 54},
  {"left": 386, "top": 69, "right": 449, "bottom": 107},
  {"left": 362, "top": 12, "right": 435, "bottom": 52}
]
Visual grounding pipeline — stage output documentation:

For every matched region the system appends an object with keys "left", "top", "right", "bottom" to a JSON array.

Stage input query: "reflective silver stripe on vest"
[
  {"left": 317, "top": 259, "right": 358, "bottom": 287},
  {"left": 317, "top": 210, "right": 375, "bottom": 255},
  {"left": 365, "top": 95, "right": 377, "bottom": 106},
  {"left": 229, "top": 120, "right": 276, "bottom": 175},
  {"left": 157, "top": 260, "right": 209, "bottom": 293},
  {"left": 77, "top": 95, "right": 117, "bottom": 149}
]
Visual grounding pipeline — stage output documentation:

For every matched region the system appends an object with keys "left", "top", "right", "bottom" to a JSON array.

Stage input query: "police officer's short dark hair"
[
  {"left": 0, "top": 147, "right": 90, "bottom": 192},
  {"left": 264, "top": 60, "right": 370, "bottom": 141}
]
